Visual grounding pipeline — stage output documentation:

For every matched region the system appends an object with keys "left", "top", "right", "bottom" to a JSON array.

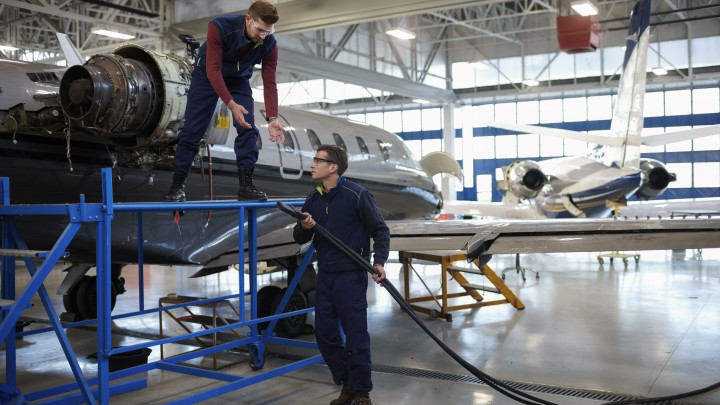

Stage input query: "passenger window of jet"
[
  {"left": 283, "top": 130, "right": 295, "bottom": 153},
  {"left": 356, "top": 137, "right": 370, "bottom": 159},
  {"left": 333, "top": 133, "right": 347, "bottom": 151},
  {"left": 307, "top": 129, "right": 321, "bottom": 151},
  {"left": 377, "top": 140, "right": 389, "bottom": 162}
]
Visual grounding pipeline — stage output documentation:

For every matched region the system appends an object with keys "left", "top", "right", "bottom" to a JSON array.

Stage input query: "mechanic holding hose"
[{"left": 293, "top": 144, "right": 389, "bottom": 405}]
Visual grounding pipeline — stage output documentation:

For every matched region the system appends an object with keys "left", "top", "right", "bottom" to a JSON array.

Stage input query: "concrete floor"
[{"left": 3, "top": 248, "right": 720, "bottom": 404}]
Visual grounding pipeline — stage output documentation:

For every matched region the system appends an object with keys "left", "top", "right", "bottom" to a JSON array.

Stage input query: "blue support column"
[
  {"left": 239, "top": 207, "right": 247, "bottom": 327},
  {"left": 97, "top": 167, "right": 115, "bottom": 403},
  {"left": 1, "top": 176, "right": 17, "bottom": 387},
  {"left": 137, "top": 212, "right": 145, "bottom": 311}
]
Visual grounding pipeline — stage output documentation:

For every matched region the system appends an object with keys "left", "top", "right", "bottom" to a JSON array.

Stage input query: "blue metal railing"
[{"left": 0, "top": 168, "right": 321, "bottom": 404}]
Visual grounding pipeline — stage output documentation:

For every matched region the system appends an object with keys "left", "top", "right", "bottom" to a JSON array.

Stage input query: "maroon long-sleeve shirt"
[{"left": 205, "top": 22, "right": 279, "bottom": 119}]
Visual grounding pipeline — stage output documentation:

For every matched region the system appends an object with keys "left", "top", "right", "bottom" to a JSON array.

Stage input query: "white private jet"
[{"left": 444, "top": 0, "right": 720, "bottom": 220}]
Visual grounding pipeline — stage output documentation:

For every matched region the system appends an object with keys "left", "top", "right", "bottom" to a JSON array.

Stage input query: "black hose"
[
  {"left": 278, "top": 202, "right": 720, "bottom": 404},
  {"left": 277, "top": 202, "right": 554, "bottom": 405}
]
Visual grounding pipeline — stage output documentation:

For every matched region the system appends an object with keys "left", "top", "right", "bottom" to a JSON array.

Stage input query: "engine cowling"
[
  {"left": 59, "top": 44, "right": 191, "bottom": 143},
  {"left": 635, "top": 158, "right": 676, "bottom": 199},
  {"left": 505, "top": 160, "right": 547, "bottom": 199}
]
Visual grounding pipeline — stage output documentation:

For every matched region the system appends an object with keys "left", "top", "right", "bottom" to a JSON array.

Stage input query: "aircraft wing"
[{"left": 386, "top": 217, "right": 720, "bottom": 259}]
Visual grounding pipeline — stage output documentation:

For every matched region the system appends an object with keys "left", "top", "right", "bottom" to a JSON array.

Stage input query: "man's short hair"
[
  {"left": 317, "top": 144, "right": 349, "bottom": 176},
  {"left": 249, "top": 0, "right": 279, "bottom": 25}
]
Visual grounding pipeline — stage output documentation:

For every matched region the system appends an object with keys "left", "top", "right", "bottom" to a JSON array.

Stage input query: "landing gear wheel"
[
  {"left": 248, "top": 344, "right": 266, "bottom": 370},
  {"left": 634, "top": 255, "right": 640, "bottom": 263},
  {"left": 598, "top": 257, "right": 604, "bottom": 264},
  {"left": 429, "top": 309, "right": 439, "bottom": 319},
  {"left": 257, "top": 286, "right": 281, "bottom": 333},
  {"left": 622, "top": 258, "right": 628, "bottom": 267},
  {"left": 269, "top": 288, "right": 308, "bottom": 338},
  {"left": 63, "top": 287, "right": 80, "bottom": 316},
  {"left": 74, "top": 276, "right": 117, "bottom": 320}
]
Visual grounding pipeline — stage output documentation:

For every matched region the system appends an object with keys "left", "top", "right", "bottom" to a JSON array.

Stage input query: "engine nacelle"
[
  {"left": 635, "top": 158, "right": 676, "bottom": 199},
  {"left": 59, "top": 44, "right": 191, "bottom": 143},
  {"left": 505, "top": 160, "right": 547, "bottom": 199}
]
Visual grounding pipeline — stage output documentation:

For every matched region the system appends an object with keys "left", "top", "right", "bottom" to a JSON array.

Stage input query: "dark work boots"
[
  {"left": 164, "top": 172, "right": 188, "bottom": 202},
  {"left": 237, "top": 168, "right": 268, "bottom": 201},
  {"left": 329, "top": 383, "right": 356, "bottom": 405},
  {"left": 353, "top": 391, "right": 372, "bottom": 405}
]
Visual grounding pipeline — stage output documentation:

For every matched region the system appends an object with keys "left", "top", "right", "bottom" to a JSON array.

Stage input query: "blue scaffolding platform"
[{"left": 0, "top": 168, "right": 322, "bottom": 404}]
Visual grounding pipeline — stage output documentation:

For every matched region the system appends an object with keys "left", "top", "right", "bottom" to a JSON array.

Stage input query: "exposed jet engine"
[
  {"left": 59, "top": 44, "right": 192, "bottom": 145},
  {"left": 635, "top": 158, "right": 676, "bottom": 199},
  {"left": 504, "top": 160, "right": 548, "bottom": 199}
]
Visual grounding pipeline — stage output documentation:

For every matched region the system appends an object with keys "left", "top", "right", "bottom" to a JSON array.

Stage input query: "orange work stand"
[{"left": 401, "top": 250, "right": 525, "bottom": 321}]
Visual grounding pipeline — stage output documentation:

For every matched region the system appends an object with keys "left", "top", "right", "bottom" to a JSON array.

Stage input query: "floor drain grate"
[{"left": 372, "top": 364, "right": 695, "bottom": 404}]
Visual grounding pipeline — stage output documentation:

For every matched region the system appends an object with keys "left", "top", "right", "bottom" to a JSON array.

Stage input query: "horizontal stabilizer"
[
  {"left": 642, "top": 124, "right": 720, "bottom": 147},
  {"left": 481, "top": 122, "right": 625, "bottom": 147}
]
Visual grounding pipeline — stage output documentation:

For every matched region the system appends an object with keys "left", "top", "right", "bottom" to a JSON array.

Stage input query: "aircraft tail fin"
[
  {"left": 600, "top": 0, "right": 652, "bottom": 169},
  {"left": 56, "top": 33, "right": 85, "bottom": 66}
]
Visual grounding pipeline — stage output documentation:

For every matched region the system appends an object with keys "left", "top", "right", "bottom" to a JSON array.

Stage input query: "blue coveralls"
[
  {"left": 293, "top": 177, "right": 390, "bottom": 392},
  {"left": 174, "top": 15, "right": 277, "bottom": 175}
]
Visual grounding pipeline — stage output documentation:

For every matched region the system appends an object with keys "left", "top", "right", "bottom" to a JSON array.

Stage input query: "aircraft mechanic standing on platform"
[
  {"left": 293, "top": 145, "right": 389, "bottom": 405},
  {"left": 165, "top": 0, "right": 285, "bottom": 202}
]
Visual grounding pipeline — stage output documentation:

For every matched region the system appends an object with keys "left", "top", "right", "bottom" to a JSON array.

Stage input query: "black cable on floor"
[
  {"left": 278, "top": 202, "right": 720, "bottom": 404},
  {"left": 278, "top": 202, "right": 555, "bottom": 405}
]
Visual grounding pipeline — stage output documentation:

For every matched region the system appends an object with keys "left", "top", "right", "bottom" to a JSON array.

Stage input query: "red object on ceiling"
[{"left": 557, "top": 15, "right": 599, "bottom": 53}]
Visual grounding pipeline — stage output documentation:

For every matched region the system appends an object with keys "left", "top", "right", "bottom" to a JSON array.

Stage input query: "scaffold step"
[
  {"left": 177, "top": 314, "right": 239, "bottom": 326},
  {"left": 447, "top": 265, "right": 484, "bottom": 275},
  {"left": 460, "top": 283, "right": 499, "bottom": 294}
]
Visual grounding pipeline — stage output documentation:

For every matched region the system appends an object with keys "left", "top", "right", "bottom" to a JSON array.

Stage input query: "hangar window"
[
  {"left": 376, "top": 140, "right": 390, "bottom": 161},
  {"left": 332, "top": 133, "right": 347, "bottom": 151},
  {"left": 306, "top": 129, "right": 321, "bottom": 150},
  {"left": 356, "top": 137, "right": 370, "bottom": 158}
]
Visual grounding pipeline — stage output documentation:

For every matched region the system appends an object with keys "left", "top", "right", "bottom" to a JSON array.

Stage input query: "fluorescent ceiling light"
[
  {"left": 522, "top": 79, "right": 539, "bottom": 87},
  {"left": 571, "top": 0, "right": 599, "bottom": 16},
  {"left": 0, "top": 45, "right": 19, "bottom": 52},
  {"left": 652, "top": 67, "right": 668, "bottom": 76},
  {"left": 319, "top": 97, "right": 338, "bottom": 104},
  {"left": 386, "top": 28, "right": 416, "bottom": 40},
  {"left": 469, "top": 61, "right": 490, "bottom": 70},
  {"left": 92, "top": 28, "right": 135, "bottom": 40},
  {"left": 412, "top": 99, "right": 429, "bottom": 104}
]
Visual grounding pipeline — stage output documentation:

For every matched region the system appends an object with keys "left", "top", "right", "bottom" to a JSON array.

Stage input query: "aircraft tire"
[
  {"left": 256, "top": 285, "right": 282, "bottom": 332},
  {"left": 74, "top": 276, "right": 117, "bottom": 320},
  {"left": 269, "top": 287, "right": 308, "bottom": 338},
  {"left": 63, "top": 288, "right": 80, "bottom": 316}
]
